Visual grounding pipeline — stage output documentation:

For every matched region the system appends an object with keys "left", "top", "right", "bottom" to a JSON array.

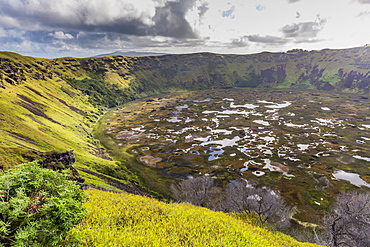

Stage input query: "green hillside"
[
  {"left": 0, "top": 52, "right": 140, "bottom": 193},
  {"left": 66, "top": 189, "right": 320, "bottom": 247}
]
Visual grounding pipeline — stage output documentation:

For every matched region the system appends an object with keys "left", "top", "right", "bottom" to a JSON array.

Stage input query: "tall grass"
[{"left": 66, "top": 189, "right": 320, "bottom": 247}]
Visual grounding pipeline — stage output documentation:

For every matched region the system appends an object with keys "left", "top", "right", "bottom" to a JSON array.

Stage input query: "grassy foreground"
[{"left": 66, "top": 189, "right": 320, "bottom": 247}]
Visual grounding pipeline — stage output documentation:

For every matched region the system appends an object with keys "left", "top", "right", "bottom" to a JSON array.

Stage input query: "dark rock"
[
  {"left": 39, "top": 150, "right": 85, "bottom": 184},
  {"left": 24, "top": 150, "right": 85, "bottom": 185},
  {"left": 320, "top": 81, "right": 335, "bottom": 90},
  {"left": 0, "top": 74, "right": 4, "bottom": 89},
  {"left": 5, "top": 78, "right": 15, "bottom": 85}
]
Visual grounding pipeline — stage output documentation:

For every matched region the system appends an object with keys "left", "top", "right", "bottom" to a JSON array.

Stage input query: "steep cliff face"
[
  {"left": 121, "top": 47, "right": 370, "bottom": 93},
  {"left": 52, "top": 46, "right": 370, "bottom": 99},
  {"left": 2, "top": 47, "right": 370, "bottom": 105}
]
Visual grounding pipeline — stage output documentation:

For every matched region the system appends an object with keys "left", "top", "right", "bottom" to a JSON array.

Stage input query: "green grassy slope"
[
  {"left": 0, "top": 52, "right": 140, "bottom": 192},
  {"left": 66, "top": 189, "right": 321, "bottom": 247}
]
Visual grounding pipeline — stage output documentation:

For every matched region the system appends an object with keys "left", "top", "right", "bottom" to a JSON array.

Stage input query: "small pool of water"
[
  {"left": 353, "top": 155, "right": 370, "bottom": 162},
  {"left": 333, "top": 170, "right": 370, "bottom": 188}
]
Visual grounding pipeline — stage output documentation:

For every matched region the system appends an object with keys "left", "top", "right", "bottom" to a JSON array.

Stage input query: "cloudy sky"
[{"left": 1, "top": 0, "right": 370, "bottom": 58}]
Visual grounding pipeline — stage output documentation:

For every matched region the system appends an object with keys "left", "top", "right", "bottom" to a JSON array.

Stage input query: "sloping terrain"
[
  {"left": 0, "top": 52, "right": 139, "bottom": 192},
  {"left": 66, "top": 189, "right": 320, "bottom": 247}
]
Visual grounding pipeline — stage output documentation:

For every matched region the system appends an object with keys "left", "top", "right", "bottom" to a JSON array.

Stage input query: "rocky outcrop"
[
  {"left": 39, "top": 150, "right": 84, "bottom": 184},
  {"left": 24, "top": 150, "right": 85, "bottom": 185}
]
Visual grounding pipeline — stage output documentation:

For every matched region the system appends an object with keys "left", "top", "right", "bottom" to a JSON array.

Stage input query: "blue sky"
[{"left": 1, "top": 0, "right": 370, "bottom": 58}]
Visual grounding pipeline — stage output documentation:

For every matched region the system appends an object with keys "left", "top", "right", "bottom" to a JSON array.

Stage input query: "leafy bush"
[{"left": 0, "top": 162, "right": 87, "bottom": 246}]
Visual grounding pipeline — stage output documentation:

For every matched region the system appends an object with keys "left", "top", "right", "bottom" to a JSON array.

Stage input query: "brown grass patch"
[{"left": 140, "top": 155, "right": 162, "bottom": 167}]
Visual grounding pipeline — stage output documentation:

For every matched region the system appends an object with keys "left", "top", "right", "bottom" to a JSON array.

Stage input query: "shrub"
[
  {"left": 324, "top": 192, "right": 370, "bottom": 247},
  {"left": 171, "top": 176, "right": 219, "bottom": 208},
  {"left": 0, "top": 162, "right": 87, "bottom": 246},
  {"left": 224, "top": 182, "right": 292, "bottom": 229}
]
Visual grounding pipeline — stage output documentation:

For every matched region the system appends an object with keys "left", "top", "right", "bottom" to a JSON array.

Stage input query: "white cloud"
[
  {"left": 49, "top": 31, "right": 74, "bottom": 39},
  {"left": 281, "top": 18, "right": 326, "bottom": 39},
  {"left": 247, "top": 35, "right": 288, "bottom": 44},
  {"left": 356, "top": 11, "right": 370, "bottom": 17},
  {"left": 357, "top": 0, "right": 370, "bottom": 4},
  {"left": 0, "top": 0, "right": 197, "bottom": 38},
  {"left": 1, "top": 0, "right": 370, "bottom": 57},
  {"left": 0, "top": 27, "right": 7, "bottom": 37}
]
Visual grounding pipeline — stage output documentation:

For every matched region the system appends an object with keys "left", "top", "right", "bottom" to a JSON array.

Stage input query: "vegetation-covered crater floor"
[{"left": 96, "top": 88, "right": 370, "bottom": 223}]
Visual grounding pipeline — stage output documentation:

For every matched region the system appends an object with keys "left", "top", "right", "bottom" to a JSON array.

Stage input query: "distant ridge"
[{"left": 95, "top": 51, "right": 168, "bottom": 57}]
